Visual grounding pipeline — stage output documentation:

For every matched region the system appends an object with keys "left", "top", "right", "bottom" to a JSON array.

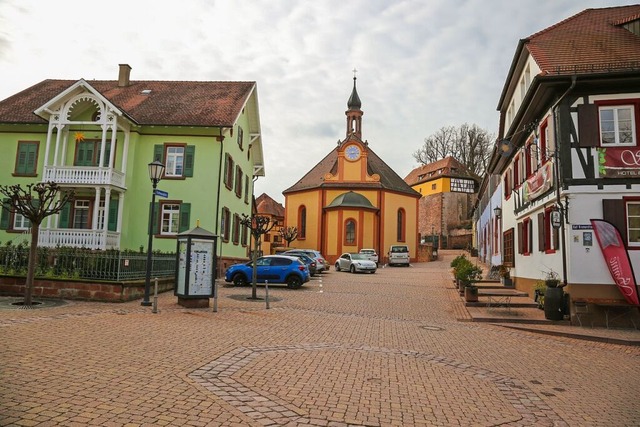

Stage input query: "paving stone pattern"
[{"left": 1, "top": 250, "right": 639, "bottom": 426}]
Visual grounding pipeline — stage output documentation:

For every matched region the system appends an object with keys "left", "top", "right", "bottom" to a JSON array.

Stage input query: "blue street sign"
[{"left": 154, "top": 189, "right": 169, "bottom": 198}]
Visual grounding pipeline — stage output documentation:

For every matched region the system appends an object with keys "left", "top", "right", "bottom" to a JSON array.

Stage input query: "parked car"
[
  {"left": 334, "top": 253, "right": 377, "bottom": 274},
  {"left": 224, "top": 255, "right": 310, "bottom": 289},
  {"left": 284, "top": 249, "right": 329, "bottom": 273},
  {"left": 289, "top": 253, "right": 317, "bottom": 276},
  {"left": 359, "top": 248, "right": 379, "bottom": 265},
  {"left": 388, "top": 245, "right": 410, "bottom": 266}
]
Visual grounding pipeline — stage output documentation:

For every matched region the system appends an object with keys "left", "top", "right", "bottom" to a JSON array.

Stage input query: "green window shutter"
[
  {"left": 102, "top": 142, "right": 112, "bottom": 167},
  {"left": 59, "top": 201, "right": 71, "bottom": 228},
  {"left": 179, "top": 203, "right": 191, "bottom": 232},
  {"left": 154, "top": 145, "right": 164, "bottom": 162},
  {"left": 16, "top": 142, "right": 38, "bottom": 175},
  {"left": 1, "top": 199, "right": 10, "bottom": 230},
  {"left": 108, "top": 199, "right": 119, "bottom": 232},
  {"left": 184, "top": 145, "right": 195, "bottom": 177},
  {"left": 150, "top": 202, "right": 160, "bottom": 234}
]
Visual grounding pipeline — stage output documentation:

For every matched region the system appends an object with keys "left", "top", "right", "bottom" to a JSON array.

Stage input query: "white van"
[{"left": 388, "top": 245, "right": 410, "bottom": 266}]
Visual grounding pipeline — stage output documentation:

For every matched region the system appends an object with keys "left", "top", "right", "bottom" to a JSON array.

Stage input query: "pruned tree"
[
  {"left": 0, "top": 182, "right": 74, "bottom": 306},
  {"left": 279, "top": 226, "right": 298, "bottom": 247},
  {"left": 413, "top": 123, "right": 493, "bottom": 176},
  {"left": 239, "top": 214, "right": 276, "bottom": 299}
]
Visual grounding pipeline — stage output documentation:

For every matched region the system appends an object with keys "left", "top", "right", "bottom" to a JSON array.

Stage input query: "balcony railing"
[
  {"left": 43, "top": 166, "right": 125, "bottom": 188},
  {"left": 38, "top": 229, "right": 120, "bottom": 250}
]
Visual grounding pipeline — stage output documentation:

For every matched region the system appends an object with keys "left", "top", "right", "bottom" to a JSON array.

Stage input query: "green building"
[{"left": 0, "top": 64, "right": 264, "bottom": 268}]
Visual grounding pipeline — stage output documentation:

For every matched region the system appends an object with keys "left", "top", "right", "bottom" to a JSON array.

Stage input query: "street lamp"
[
  {"left": 142, "top": 160, "right": 165, "bottom": 306},
  {"left": 494, "top": 206, "right": 502, "bottom": 219}
]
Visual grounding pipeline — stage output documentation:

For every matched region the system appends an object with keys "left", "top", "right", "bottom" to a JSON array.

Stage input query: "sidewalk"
[{"left": 453, "top": 251, "right": 640, "bottom": 346}]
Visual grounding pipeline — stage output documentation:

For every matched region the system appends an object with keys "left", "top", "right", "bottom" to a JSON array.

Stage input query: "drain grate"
[{"left": 420, "top": 325, "right": 444, "bottom": 331}]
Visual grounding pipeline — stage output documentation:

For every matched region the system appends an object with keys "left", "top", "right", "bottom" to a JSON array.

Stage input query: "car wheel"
[
  {"left": 232, "top": 273, "right": 248, "bottom": 286},
  {"left": 286, "top": 275, "right": 303, "bottom": 289},
  {"left": 335, "top": 262, "right": 340, "bottom": 272},
  {"left": 350, "top": 265, "right": 356, "bottom": 273}
]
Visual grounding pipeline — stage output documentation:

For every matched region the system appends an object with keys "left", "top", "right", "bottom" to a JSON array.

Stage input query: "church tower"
[{"left": 345, "top": 76, "right": 363, "bottom": 139}]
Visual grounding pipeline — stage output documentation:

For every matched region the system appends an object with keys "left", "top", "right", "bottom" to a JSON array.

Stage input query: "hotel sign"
[{"left": 598, "top": 147, "right": 640, "bottom": 178}]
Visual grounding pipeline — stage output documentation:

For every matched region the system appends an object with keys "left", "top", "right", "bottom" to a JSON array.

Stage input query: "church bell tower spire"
[{"left": 346, "top": 69, "right": 363, "bottom": 139}]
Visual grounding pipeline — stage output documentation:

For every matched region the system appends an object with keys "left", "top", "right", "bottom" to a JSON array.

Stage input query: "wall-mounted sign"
[
  {"left": 523, "top": 162, "right": 553, "bottom": 202},
  {"left": 598, "top": 147, "right": 640, "bottom": 178}
]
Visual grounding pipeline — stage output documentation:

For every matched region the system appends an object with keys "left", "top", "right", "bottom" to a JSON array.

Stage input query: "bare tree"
[
  {"left": 239, "top": 214, "right": 276, "bottom": 299},
  {"left": 0, "top": 182, "right": 74, "bottom": 306},
  {"left": 279, "top": 226, "right": 298, "bottom": 247},
  {"left": 413, "top": 123, "right": 493, "bottom": 176}
]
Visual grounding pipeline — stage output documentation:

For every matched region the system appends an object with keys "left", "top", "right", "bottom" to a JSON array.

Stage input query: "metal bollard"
[
  {"left": 265, "top": 280, "right": 270, "bottom": 309},
  {"left": 212, "top": 279, "right": 218, "bottom": 313},
  {"left": 152, "top": 278, "right": 158, "bottom": 314}
]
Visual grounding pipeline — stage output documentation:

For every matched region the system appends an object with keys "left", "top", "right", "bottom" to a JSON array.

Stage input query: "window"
[
  {"left": 298, "top": 206, "right": 306, "bottom": 239},
  {"left": 397, "top": 209, "right": 406, "bottom": 242},
  {"left": 518, "top": 217, "right": 532, "bottom": 255},
  {"left": 524, "top": 139, "right": 533, "bottom": 177},
  {"left": 237, "top": 126, "right": 244, "bottom": 150},
  {"left": 165, "top": 146, "right": 185, "bottom": 177},
  {"left": 75, "top": 140, "right": 112, "bottom": 167},
  {"left": 161, "top": 203, "right": 180, "bottom": 235},
  {"left": 627, "top": 201, "right": 640, "bottom": 247},
  {"left": 600, "top": 105, "right": 635, "bottom": 146},
  {"left": 244, "top": 178, "right": 250, "bottom": 204},
  {"left": 221, "top": 207, "right": 231, "bottom": 242},
  {"left": 13, "top": 213, "right": 30, "bottom": 230},
  {"left": 504, "top": 168, "right": 512, "bottom": 199},
  {"left": 153, "top": 144, "right": 194, "bottom": 177},
  {"left": 538, "top": 208, "right": 559, "bottom": 253},
  {"left": 235, "top": 166, "right": 243, "bottom": 198},
  {"left": 223, "top": 154, "right": 234, "bottom": 189},
  {"left": 513, "top": 155, "right": 521, "bottom": 187},
  {"left": 431, "top": 183, "right": 436, "bottom": 190},
  {"left": 345, "top": 219, "right": 356, "bottom": 245},
  {"left": 241, "top": 222, "right": 248, "bottom": 246},
  {"left": 539, "top": 119, "right": 549, "bottom": 164},
  {"left": 232, "top": 213, "right": 241, "bottom": 244},
  {"left": 264, "top": 233, "right": 271, "bottom": 242},
  {"left": 14, "top": 141, "right": 39, "bottom": 176},
  {"left": 73, "top": 200, "right": 91, "bottom": 229}
]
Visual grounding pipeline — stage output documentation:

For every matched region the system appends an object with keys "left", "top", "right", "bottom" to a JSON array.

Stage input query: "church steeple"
[{"left": 345, "top": 71, "right": 363, "bottom": 139}]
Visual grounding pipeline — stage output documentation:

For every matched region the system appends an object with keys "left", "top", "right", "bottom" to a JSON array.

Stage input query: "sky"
[{"left": 0, "top": 0, "right": 635, "bottom": 204}]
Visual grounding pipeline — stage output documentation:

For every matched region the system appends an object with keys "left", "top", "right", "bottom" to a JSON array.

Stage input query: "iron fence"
[{"left": 0, "top": 243, "right": 176, "bottom": 282}]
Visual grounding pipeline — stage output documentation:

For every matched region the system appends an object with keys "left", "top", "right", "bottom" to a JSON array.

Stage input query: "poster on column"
[{"left": 188, "top": 239, "right": 214, "bottom": 296}]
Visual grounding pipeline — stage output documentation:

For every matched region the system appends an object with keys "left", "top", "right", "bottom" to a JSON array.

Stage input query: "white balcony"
[
  {"left": 43, "top": 166, "right": 126, "bottom": 188},
  {"left": 38, "top": 229, "right": 120, "bottom": 250}
]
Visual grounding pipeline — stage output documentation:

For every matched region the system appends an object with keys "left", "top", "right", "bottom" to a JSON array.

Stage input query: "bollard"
[
  {"left": 212, "top": 279, "right": 218, "bottom": 313},
  {"left": 152, "top": 278, "right": 158, "bottom": 314},
  {"left": 265, "top": 280, "right": 270, "bottom": 309}
]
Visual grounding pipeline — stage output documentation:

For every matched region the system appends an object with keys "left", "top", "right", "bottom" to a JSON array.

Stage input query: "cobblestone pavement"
[{"left": 1, "top": 251, "right": 640, "bottom": 426}]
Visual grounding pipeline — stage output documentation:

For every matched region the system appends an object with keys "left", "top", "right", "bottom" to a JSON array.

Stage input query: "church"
[{"left": 283, "top": 77, "right": 421, "bottom": 265}]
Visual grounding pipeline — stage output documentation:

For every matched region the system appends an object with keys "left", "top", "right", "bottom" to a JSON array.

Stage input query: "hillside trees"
[{"left": 413, "top": 123, "right": 493, "bottom": 176}]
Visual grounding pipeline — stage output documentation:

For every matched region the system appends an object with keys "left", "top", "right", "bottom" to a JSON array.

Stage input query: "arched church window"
[
  {"left": 345, "top": 219, "right": 356, "bottom": 245},
  {"left": 397, "top": 209, "right": 406, "bottom": 242},
  {"left": 299, "top": 206, "right": 306, "bottom": 239}
]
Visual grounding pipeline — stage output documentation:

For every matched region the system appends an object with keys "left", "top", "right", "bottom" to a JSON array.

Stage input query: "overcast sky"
[{"left": 0, "top": 0, "right": 634, "bottom": 204}]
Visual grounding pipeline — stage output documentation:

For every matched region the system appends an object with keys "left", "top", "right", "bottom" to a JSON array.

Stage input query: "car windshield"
[
  {"left": 391, "top": 246, "right": 408, "bottom": 253},
  {"left": 350, "top": 253, "right": 367, "bottom": 260}
]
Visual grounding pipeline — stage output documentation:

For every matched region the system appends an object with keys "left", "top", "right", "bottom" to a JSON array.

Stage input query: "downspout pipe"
[
  {"left": 552, "top": 75, "right": 577, "bottom": 288},
  {"left": 215, "top": 128, "right": 227, "bottom": 278}
]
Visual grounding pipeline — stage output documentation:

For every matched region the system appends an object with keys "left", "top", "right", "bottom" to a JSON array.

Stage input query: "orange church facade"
[{"left": 283, "top": 78, "right": 421, "bottom": 265}]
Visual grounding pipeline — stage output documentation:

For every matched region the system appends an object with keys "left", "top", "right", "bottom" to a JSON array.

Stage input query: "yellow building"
[{"left": 283, "top": 78, "right": 421, "bottom": 265}]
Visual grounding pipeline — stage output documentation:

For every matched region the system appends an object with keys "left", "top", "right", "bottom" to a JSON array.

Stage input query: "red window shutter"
[
  {"left": 602, "top": 199, "right": 627, "bottom": 245},
  {"left": 537, "top": 212, "right": 545, "bottom": 252}
]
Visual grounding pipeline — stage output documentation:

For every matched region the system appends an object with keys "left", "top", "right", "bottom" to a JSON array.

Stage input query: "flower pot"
[
  {"left": 464, "top": 286, "right": 478, "bottom": 302},
  {"left": 545, "top": 279, "right": 560, "bottom": 288},
  {"left": 544, "top": 286, "right": 564, "bottom": 320}
]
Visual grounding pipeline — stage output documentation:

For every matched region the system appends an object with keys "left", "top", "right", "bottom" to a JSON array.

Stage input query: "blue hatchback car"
[{"left": 224, "top": 255, "right": 310, "bottom": 289}]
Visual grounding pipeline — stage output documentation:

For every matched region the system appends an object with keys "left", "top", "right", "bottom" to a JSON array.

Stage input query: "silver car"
[{"left": 334, "top": 253, "right": 377, "bottom": 274}]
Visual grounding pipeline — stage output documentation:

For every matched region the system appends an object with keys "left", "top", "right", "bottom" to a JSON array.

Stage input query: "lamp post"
[{"left": 142, "top": 160, "right": 165, "bottom": 306}]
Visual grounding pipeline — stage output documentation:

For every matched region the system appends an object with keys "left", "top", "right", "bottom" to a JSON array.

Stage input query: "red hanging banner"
[{"left": 590, "top": 219, "right": 640, "bottom": 305}]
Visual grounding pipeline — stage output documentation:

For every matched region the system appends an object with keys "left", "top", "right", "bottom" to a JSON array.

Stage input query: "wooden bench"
[{"left": 572, "top": 298, "right": 639, "bottom": 329}]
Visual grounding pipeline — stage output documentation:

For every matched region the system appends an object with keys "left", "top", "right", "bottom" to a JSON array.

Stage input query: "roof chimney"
[{"left": 118, "top": 64, "right": 132, "bottom": 87}]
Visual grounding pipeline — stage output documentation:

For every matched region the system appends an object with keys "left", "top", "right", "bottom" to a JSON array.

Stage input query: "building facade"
[
  {"left": 483, "top": 6, "right": 640, "bottom": 324},
  {"left": 405, "top": 157, "right": 478, "bottom": 249},
  {"left": 0, "top": 64, "right": 264, "bottom": 271},
  {"left": 255, "top": 193, "right": 285, "bottom": 255},
  {"left": 283, "top": 78, "right": 421, "bottom": 264}
]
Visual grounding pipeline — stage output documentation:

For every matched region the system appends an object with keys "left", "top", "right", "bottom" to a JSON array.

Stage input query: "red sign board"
[{"left": 598, "top": 147, "right": 640, "bottom": 178}]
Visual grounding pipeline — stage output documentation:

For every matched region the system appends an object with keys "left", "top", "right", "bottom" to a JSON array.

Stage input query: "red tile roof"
[
  {"left": 256, "top": 193, "right": 285, "bottom": 217},
  {"left": 526, "top": 5, "right": 640, "bottom": 75},
  {"left": 0, "top": 79, "right": 256, "bottom": 127},
  {"left": 404, "top": 156, "right": 476, "bottom": 186}
]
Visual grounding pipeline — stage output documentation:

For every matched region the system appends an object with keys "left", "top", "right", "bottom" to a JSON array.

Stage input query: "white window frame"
[
  {"left": 600, "top": 105, "right": 636, "bottom": 146},
  {"left": 73, "top": 200, "right": 90, "bottom": 229},
  {"left": 161, "top": 203, "right": 180, "bottom": 235},
  {"left": 165, "top": 146, "right": 185, "bottom": 177},
  {"left": 627, "top": 201, "right": 640, "bottom": 247},
  {"left": 13, "top": 213, "right": 30, "bottom": 230}
]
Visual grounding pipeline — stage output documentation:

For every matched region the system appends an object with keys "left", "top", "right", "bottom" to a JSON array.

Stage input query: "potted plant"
[
  {"left": 450, "top": 254, "right": 468, "bottom": 289},
  {"left": 464, "top": 283, "right": 479, "bottom": 302},
  {"left": 498, "top": 264, "right": 512, "bottom": 286},
  {"left": 543, "top": 269, "right": 560, "bottom": 288},
  {"left": 455, "top": 261, "right": 482, "bottom": 295},
  {"left": 542, "top": 270, "right": 564, "bottom": 320}
]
